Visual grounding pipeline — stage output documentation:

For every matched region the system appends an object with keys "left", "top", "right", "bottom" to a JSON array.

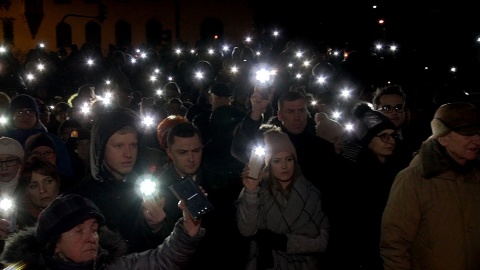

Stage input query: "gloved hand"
[{"left": 254, "top": 229, "right": 287, "bottom": 252}]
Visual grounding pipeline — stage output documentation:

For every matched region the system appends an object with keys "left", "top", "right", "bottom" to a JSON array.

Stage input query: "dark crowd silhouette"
[{"left": 0, "top": 26, "right": 480, "bottom": 270}]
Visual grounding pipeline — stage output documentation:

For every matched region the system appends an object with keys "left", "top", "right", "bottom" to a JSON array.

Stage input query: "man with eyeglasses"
[
  {"left": 372, "top": 85, "right": 430, "bottom": 170},
  {"left": 380, "top": 102, "right": 480, "bottom": 269}
]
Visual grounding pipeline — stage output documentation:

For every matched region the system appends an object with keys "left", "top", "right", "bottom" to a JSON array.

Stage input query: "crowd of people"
[{"left": 0, "top": 30, "right": 479, "bottom": 270}]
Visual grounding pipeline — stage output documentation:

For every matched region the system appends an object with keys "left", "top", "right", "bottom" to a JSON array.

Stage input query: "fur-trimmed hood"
[{"left": 0, "top": 226, "right": 128, "bottom": 269}]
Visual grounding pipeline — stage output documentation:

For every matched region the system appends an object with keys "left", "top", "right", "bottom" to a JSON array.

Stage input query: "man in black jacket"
[{"left": 67, "top": 107, "right": 167, "bottom": 253}]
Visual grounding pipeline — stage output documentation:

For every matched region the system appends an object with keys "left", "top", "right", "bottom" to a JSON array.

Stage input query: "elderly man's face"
[{"left": 439, "top": 131, "right": 480, "bottom": 165}]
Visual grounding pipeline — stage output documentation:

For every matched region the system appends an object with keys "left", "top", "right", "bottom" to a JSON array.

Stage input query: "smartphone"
[
  {"left": 168, "top": 176, "right": 213, "bottom": 220},
  {"left": 248, "top": 150, "right": 264, "bottom": 179},
  {"left": 247, "top": 145, "right": 265, "bottom": 179}
]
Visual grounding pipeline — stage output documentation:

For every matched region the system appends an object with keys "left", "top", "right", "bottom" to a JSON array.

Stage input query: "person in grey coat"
[
  {"left": 0, "top": 193, "right": 205, "bottom": 269},
  {"left": 236, "top": 128, "right": 329, "bottom": 270}
]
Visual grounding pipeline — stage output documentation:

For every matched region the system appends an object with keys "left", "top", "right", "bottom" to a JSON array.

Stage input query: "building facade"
[{"left": 0, "top": 0, "right": 255, "bottom": 58}]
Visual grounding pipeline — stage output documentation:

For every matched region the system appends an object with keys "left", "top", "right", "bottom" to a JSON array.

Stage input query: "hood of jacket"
[
  {"left": 0, "top": 226, "right": 128, "bottom": 269},
  {"left": 90, "top": 107, "right": 142, "bottom": 182}
]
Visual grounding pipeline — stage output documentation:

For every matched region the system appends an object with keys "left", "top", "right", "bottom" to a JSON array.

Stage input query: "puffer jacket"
[
  {"left": 0, "top": 218, "right": 204, "bottom": 270},
  {"left": 380, "top": 138, "right": 480, "bottom": 270}
]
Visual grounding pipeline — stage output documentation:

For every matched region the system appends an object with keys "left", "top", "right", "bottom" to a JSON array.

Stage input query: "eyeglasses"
[
  {"left": 375, "top": 133, "right": 399, "bottom": 143},
  {"left": 14, "top": 109, "right": 36, "bottom": 117},
  {"left": 30, "top": 151, "right": 55, "bottom": 159},
  {"left": 377, "top": 105, "right": 405, "bottom": 113},
  {"left": 0, "top": 158, "right": 20, "bottom": 167}
]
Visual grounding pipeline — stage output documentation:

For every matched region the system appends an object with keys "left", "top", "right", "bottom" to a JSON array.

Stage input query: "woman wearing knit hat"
[
  {"left": 0, "top": 193, "right": 204, "bottom": 269},
  {"left": 3, "top": 94, "right": 47, "bottom": 146},
  {"left": 8, "top": 94, "right": 44, "bottom": 132},
  {"left": 237, "top": 128, "right": 329, "bottom": 270},
  {"left": 0, "top": 136, "right": 24, "bottom": 196},
  {"left": 0, "top": 136, "right": 24, "bottom": 242},
  {"left": 23, "top": 132, "right": 75, "bottom": 192},
  {"left": 328, "top": 102, "right": 402, "bottom": 269}
]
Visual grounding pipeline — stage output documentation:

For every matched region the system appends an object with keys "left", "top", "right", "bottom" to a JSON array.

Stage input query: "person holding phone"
[
  {"left": 237, "top": 128, "right": 329, "bottom": 270},
  {"left": 159, "top": 121, "right": 248, "bottom": 269},
  {"left": 66, "top": 107, "right": 166, "bottom": 253},
  {"left": 0, "top": 194, "right": 204, "bottom": 269}
]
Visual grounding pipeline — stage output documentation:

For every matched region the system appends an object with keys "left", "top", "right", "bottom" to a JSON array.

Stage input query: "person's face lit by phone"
[
  {"left": 167, "top": 134, "right": 203, "bottom": 177},
  {"left": 270, "top": 151, "right": 295, "bottom": 182}
]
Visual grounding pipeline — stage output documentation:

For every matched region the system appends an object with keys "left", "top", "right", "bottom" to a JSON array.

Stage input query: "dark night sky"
[
  {"left": 249, "top": 1, "right": 480, "bottom": 95},
  {"left": 252, "top": 1, "right": 479, "bottom": 52}
]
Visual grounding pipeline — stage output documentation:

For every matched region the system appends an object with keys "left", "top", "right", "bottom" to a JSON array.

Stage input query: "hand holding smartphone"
[{"left": 168, "top": 176, "right": 213, "bottom": 220}]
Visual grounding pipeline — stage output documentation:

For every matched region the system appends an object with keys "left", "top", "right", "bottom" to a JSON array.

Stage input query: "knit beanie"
[
  {"left": 352, "top": 102, "right": 396, "bottom": 145},
  {"left": 156, "top": 115, "right": 188, "bottom": 151},
  {"left": 314, "top": 112, "right": 344, "bottom": 143},
  {"left": 9, "top": 94, "right": 39, "bottom": 118},
  {"left": 0, "top": 136, "right": 24, "bottom": 159},
  {"left": 431, "top": 102, "right": 480, "bottom": 138},
  {"left": 77, "top": 84, "right": 96, "bottom": 100},
  {"left": 264, "top": 131, "right": 297, "bottom": 165},
  {"left": 58, "top": 118, "right": 82, "bottom": 136},
  {"left": 36, "top": 194, "right": 105, "bottom": 244},
  {"left": 24, "top": 132, "right": 56, "bottom": 154}
]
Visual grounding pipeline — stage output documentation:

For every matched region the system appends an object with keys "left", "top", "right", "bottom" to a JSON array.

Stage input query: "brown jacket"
[{"left": 380, "top": 138, "right": 480, "bottom": 270}]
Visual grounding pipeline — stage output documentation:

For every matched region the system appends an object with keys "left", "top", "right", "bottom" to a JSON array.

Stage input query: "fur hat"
[
  {"left": 9, "top": 94, "right": 39, "bottom": 118},
  {"left": 0, "top": 136, "right": 24, "bottom": 159},
  {"left": 264, "top": 131, "right": 297, "bottom": 165},
  {"left": 36, "top": 194, "right": 105, "bottom": 244},
  {"left": 314, "top": 112, "right": 343, "bottom": 143},
  {"left": 431, "top": 102, "right": 480, "bottom": 138},
  {"left": 352, "top": 102, "right": 396, "bottom": 145}
]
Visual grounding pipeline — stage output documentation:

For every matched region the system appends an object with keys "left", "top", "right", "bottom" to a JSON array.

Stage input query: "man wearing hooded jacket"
[{"left": 67, "top": 107, "right": 168, "bottom": 253}]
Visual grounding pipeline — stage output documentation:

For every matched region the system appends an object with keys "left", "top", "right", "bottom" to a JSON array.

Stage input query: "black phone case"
[{"left": 168, "top": 176, "right": 213, "bottom": 220}]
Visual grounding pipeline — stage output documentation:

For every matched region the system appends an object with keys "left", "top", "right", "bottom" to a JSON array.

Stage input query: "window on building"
[{"left": 115, "top": 20, "right": 132, "bottom": 51}]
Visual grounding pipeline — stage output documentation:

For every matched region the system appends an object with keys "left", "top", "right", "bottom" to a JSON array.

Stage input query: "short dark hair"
[
  {"left": 18, "top": 159, "right": 61, "bottom": 194},
  {"left": 372, "top": 85, "right": 406, "bottom": 109},
  {"left": 277, "top": 91, "right": 307, "bottom": 111},
  {"left": 166, "top": 122, "right": 202, "bottom": 148}
]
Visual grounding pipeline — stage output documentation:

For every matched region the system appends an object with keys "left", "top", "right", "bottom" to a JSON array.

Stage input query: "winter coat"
[
  {"left": 0, "top": 218, "right": 204, "bottom": 270},
  {"left": 231, "top": 110, "right": 337, "bottom": 192},
  {"left": 327, "top": 146, "right": 401, "bottom": 269},
  {"left": 66, "top": 108, "right": 165, "bottom": 253},
  {"left": 380, "top": 138, "right": 480, "bottom": 270},
  {"left": 236, "top": 175, "right": 329, "bottom": 270}
]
